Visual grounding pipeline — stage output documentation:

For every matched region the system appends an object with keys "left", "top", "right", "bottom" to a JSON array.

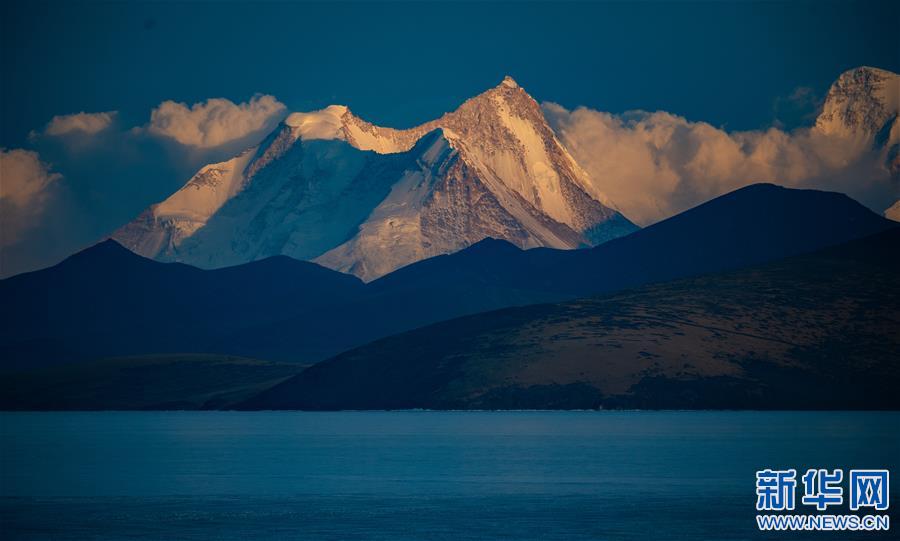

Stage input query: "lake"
[{"left": 1, "top": 411, "right": 897, "bottom": 540}]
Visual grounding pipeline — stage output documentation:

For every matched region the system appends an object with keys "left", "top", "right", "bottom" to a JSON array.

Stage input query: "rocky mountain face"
[
  {"left": 815, "top": 66, "right": 899, "bottom": 182},
  {"left": 114, "top": 77, "right": 635, "bottom": 280},
  {"left": 804, "top": 66, "right": 900, "bottom": 218},
  {"left": 815, "top": 67, "right": 898, "bottom": 142}
]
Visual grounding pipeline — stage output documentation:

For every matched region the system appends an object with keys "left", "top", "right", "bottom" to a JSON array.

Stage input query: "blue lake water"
[{"left": 1, "top": 411, "right": 897, "bottom": 540}]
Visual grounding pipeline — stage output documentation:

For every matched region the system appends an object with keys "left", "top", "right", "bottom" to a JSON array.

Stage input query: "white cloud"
[
  {"left": 0, "top": 149, "right": 62, "bottom": 247},
  {"left": 544, "top": 103, "right": 897, "bottom": 226},
  {"left": 145, "top": 94, "right": 286, "bottom": 148},
  {"left": 43, "top": 111, "right": 117, "bottom": 136}
]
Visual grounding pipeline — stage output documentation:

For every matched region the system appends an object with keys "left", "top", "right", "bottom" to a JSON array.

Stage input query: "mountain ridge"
[
  {"left": 3, "top": 183, "right": 892, "bottom": 370},
  {"left": 240, "top": 226, "right": 900, "bottom": 411},
  {"left": 113, "top": 77, "right": 635, "bottom": 280}
]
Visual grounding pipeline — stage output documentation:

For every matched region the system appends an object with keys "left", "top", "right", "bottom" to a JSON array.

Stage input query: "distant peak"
[
  {"left": 836, "top": 66, "right": 896, "bottom": 80},
  {"left": 828, "top": 66, "right": 897, "bottom": 93},
  {"left": 500, "top": 75, "right": 519, "bottom": 88},
  {"left": 283, "top": 105, "right": 350, "bottom": 141},
  {"left": 328, "top": 104, "right": 351, "bottom": 116},
  {"left": 284, "top": 105, "right": 349, "bottom": 128},
  {"left": 816, "top": 66, "right": 899, "bottom": 137}
]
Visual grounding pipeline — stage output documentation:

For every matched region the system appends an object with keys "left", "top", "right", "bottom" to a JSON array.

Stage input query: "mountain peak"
[
  {"left": 115, "top": 72, "right": 634, "bottom": 281},
  {"left": 85, "top": 238, "right": 135, "bottom": 256},
  {"left": 500, "top": 75, "right": 519, "bottom": 88},
  {"left": 836, "top": 66, "right": 896, "bottom": 81},
  {"left": 815, "top": 66, "right": 898, "bottom": 138},
  {"left": 58, "top": 238, "right": 148, "bottom": 270},
  {"left": 283, "top": 105, "right": 350, "bottom": 140}
]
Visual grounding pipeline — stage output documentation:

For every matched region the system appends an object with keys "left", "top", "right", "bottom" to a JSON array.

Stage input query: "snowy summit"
[{"left": 112, "top": 77, "right": 641, "bottom": 280}]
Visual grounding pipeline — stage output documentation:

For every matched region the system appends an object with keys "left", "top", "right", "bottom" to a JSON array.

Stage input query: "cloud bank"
[
  {"left": 145, "top": 94, "right": 286, "bottom": 148},
  {"left": 544, "top": 103, "right": 898, "bottom": 226},
  {"left": 43, "top": 111, "right": 117, "bottom": 136},
  {"left": 1, "top": 93, "right": 287, "bottom": 277},
  {"left": 0, "top": 149, "right": 62, "bottom": 248}
]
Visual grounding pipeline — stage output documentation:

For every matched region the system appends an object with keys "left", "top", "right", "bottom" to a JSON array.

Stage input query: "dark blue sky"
[{"left": 2, "top": 0, "right": 898, "bottom": 147}]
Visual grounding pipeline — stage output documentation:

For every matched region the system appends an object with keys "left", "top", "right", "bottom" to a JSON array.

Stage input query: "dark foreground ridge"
[
  {"left": 241, "top": 227, "right": 900, "bottom": 410},
  {"left": 2, "top": 183, "right": 893, "bottom": 371}
]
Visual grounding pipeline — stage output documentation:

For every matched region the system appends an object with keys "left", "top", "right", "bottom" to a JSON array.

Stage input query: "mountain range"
[
  {"left": 113, "top": 76, "right": 635, "bottom": 281},
  {"left": 1, "top": 183, "right": 895, "bottom": 371},
  {"left": 243, "top": 227, "right": 900, "bottom": 410},
  {"left": 3, "top": 192, "right": 895, "bottom": 410},
  {"left": 2, "top": 67, "right": 898, "bottom": 410},
  {"left": 107, "top": 67, "right": 900, "bottom": 282}
]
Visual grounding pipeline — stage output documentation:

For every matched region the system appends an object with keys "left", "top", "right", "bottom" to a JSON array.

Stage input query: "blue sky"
[
  {"left": 1, "top": 0, "right": 898, "bottom": 276},
  {"left": 3, "top": 0, "right": 898, "bottom": 146}
]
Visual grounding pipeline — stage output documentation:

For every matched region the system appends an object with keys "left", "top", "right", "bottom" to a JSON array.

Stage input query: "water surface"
[{"left": 1, "top": 411, "right": 897, "bottom": 540}]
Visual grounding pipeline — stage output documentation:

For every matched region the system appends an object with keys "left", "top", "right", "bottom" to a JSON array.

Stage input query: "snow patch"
[
  {"left": 488, "top": 93, "right": 572, "bottom": 225},
  {"left": 155, "top": 149, "right": 256, "bottom": 223},
  {"left": 343, "top": 121, "right": 408, "bottom": 154},
  {"left": 501, "top": 76, "right": 519, "bottom": 88},
  {"left": 815, "top": 67, "right": 899, "bottom": 139},
  {"left": 284, "top": 105, "right": 349, "bottom": 141}
]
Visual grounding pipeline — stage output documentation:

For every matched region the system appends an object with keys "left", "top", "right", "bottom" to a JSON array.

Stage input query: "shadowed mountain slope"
[
  {"left": 1, "top": 184, "right": 895, "bottom": 369},
  {"left": 221, "top": 184, "right": 898, "bottom": 360},
  {"left": 0, "top": 242, "right": 364, "bottom": 369},
  {"left": 242, "top": 227, "right": 900, "bottom": 410}
]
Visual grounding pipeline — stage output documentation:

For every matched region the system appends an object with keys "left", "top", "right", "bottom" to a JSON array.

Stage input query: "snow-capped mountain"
[
  {"left": 815, "top": 67, "right": 898, "bottom": 140},
  {"left": 114, "top": 77, "right": 636, "bottom": 280},
  {"left": 815, "top": 66, "right": 899, "bottom": 174},
  {"left": 813, "top": 67, "right": 899, "bottom": 217}
]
